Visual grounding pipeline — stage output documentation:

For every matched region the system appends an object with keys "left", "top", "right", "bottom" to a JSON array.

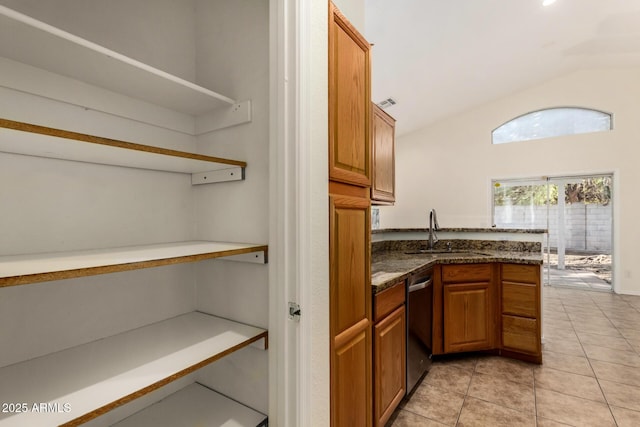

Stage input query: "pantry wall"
[{"left": 0, "top": 0, "right": 270, "bottom": 425}]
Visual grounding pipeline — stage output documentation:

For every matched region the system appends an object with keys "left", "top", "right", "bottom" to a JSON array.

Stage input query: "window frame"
[{"left": 492, "top": 106, "right": 613, "bottom": 145}]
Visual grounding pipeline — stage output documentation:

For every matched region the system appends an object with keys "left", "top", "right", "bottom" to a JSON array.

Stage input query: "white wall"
[
  {"left": 191, "top": 0, "right": 271, "bottom": 415},
  {"left": 380, "top": 67, "right": 640, "bottom": 294},
  {"left": 332, "top": 0, "right": 365, "bottom": 32},
  {"left": 0, "top": 0, "right": 197, "bottom": 81}
]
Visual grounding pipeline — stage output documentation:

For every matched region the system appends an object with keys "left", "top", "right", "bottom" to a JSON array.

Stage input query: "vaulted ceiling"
[{"left": 364, "top": 0, "right": 640, "bottom": 136}]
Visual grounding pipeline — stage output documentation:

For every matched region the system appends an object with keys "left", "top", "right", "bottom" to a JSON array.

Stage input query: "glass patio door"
[{"left": 492, "top": 175, "right": 613, "bottom": 291}]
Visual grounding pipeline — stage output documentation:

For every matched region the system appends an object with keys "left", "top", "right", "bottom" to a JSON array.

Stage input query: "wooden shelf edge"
[
  {"left": 111, "top": 383, "right": 268, "bottom": 427},
  {"left": 63, "top": 331, "right": 269, "bottom": 427},
  {"left": 0, "top": 242, "right": 269, "bottom": 288},
  {"left": 0, "top": 312, "right": 268, "bottom": 427},
  {"left": 0, "top": 118, "right": 247, "bottom": 169}
]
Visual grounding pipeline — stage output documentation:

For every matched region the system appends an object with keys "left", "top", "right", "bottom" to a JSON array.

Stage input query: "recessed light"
[{"left": 543, "top": 0, "right": 557, "bottom": 6}]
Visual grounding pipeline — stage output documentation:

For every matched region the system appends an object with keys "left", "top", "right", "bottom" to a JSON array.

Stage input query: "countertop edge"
[
  {"left": 372, "top": 228, "right": 547, "bottom": 234},
  {"left": 372, "top": 253, "right": 543, "bottom": 293}
]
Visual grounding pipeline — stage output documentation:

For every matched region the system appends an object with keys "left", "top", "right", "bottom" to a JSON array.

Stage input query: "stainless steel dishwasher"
[{"left": 407, "top": 267, "right": 433, "bottom": 393}]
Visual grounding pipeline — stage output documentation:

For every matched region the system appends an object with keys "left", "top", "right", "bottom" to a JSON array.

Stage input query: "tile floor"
[
  {"left": 389, "top": 285, "right": 640, "bottom": 427},
  {"left": 548, "top": 267, "right": 612, "bottom": 291}
]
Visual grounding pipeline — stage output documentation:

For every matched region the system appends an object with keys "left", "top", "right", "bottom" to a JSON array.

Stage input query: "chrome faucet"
[{"left": 427, "top": 209, "right": 440, "bottom": 250}]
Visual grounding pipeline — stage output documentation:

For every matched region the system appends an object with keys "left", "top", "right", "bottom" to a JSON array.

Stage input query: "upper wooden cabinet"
[
  {"left": 328, "top": 3, "right": 371, "bottom": 187},
  {"left": 371, "top": 104, "right": 396, "bottom": 204}
]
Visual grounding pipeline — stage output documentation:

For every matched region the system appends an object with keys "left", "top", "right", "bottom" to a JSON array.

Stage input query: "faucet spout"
[{"left": 428, "top": 209, "right": 439, "bottom": 249}]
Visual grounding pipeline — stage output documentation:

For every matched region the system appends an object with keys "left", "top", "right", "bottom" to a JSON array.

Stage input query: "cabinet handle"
[{"left": 409, "top": 277, "right": 432, "bottom": 293}]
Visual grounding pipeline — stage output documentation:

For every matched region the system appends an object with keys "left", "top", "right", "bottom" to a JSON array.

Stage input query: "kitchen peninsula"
[{"left": 372, "top": 228, "right": 545, "bottom": 367}]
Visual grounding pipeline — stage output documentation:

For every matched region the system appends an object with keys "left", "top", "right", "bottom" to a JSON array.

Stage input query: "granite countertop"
[{"left": 371, "top": 248, "right": 543, "bottom": 294}]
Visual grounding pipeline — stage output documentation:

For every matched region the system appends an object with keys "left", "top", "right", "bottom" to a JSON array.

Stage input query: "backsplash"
[{"left": 372, "top": 239, "right": 542, "bottom": 255}]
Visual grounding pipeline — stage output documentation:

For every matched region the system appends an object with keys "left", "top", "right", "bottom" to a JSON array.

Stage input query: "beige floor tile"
[
  {"left": 599, "top": 379, "right": 640, "bottom": 411},
  {"left": 456, "top": 397, "right": 535, "bottom": 427},
  {"left": 536, "top": 350, "right": 593, "bottom": 377},
  {"left": 422, "top": 364, "right": 473, "bottom": 395},
  {"left": 618, "top": 327, "right": 640, "bottom": 341},
  {"left": 543, "top": 324, "right": 578, "bottom": 339},
  {"left": 467, "top": 372, "right": 535, "bottom": 414},
  {"left": 535, "top": 417, "right": 574, "bottom": 427},
  {"left": 572, "top": 322, "right": 622, "bottom": 337},
  {"left": 576, "top": 331, "right": 634, "bottom": 351},
  {"left": 542, "top": 317, "right": 575, "bottom": 333},
  {"left": 431, "top": 354, "right": 478, "bottom": 373},
  {"left": 609, "top": 316, "right": 640, "bottom": 330},
  {"left": 534, "top": 366, "right": 605, "bottom": 402},
  {"left": 535, "top": 388, "right": 616, "bottom": 427},
  {"left": 599, "top": 307, "right": 640, "bottom": 319},
  {"left": 610, "top": 406, "right": 640, "bottom": 427},
  {"left": 567, "top": 315, "right": 612, "bottom": 327},
  {"left": 582, "top": 343, "right": 640, "bottom": 367},
  {"left": 543, "top": 310, "right": 570, "bottom": 321},
  {"left": 590, "top": 359, "right": 640, "bottom": 387},
  {"left": 542, "top": 338, "right": 586, "bottom": 357},
  {"left": 390, "top": 409, "right": 449, "bottom": 427},
  {"left": 402, "top": 382, "right": 464, "bottom": 426},
  {"left": 475, "top": 356, "right": 534, "bottom": 386}
]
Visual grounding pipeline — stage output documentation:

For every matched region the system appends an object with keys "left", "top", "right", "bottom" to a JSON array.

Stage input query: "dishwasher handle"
[{"left": 409, "top": 277, "right": 432, "bottom": 293}]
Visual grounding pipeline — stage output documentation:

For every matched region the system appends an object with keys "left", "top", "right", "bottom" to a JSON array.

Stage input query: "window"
[{"left": 492, "top": 107, "right": 612, "bottom": 145}]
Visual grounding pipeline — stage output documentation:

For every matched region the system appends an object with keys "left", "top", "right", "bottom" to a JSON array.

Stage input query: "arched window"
[{"left": 492, "top": 107, "right": 612, "bottom": 145}]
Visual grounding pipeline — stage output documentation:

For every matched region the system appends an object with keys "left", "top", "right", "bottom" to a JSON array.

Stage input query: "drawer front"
[
  {"left": 502, "top": 315, "right": 539, "bottom": 354},
  {"left": 502, "top": 264, "right": 539, "bottom": 284},
  {"left": 374, "top": 281, "right": 406, "bottom": 322},
  {"left": 502, "top": 282, "right": 537, "bottom": 318},
  {"left": 442, "top": 263, "right": 491, "bottom": 284}
]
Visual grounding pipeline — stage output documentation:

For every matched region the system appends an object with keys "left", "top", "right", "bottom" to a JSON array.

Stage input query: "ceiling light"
[{"left": 542, "top": 0, "right": 557, "bottom": 6}]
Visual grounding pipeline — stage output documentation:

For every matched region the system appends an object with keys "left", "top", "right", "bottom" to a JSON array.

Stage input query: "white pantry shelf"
[
  {"left": 0, "top": 241, "right": 268, "bottom": 287},
  {"left": 0, "top": 312, "right": 267, "bottom": 427},
  {"left": 0, "top": 5, "right": 235, "bottom": 116},
  {"left": 0, "top": 118, "right": 246, "bottom": 178},
  {"left": 113, "top": 383, "right": 267, "bottom": 427}
]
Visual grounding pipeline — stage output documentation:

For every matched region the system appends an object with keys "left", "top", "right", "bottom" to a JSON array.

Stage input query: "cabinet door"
[
  {"left": 371, "top": 104, "right": 395, "bottom": 204},
  {"left": 374, "top": 305, "right": 406, "bottom": 427},
  {"left": 328, "top": 3, "right": 371, "bottom": 187},
  {"left": 329, "top": 184, "right": 371, "bottom": 427},
  {"left": 444, "top": 282, "right": 493, "bottom": 353}
]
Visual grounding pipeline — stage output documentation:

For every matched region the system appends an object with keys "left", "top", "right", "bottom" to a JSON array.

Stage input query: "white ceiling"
[{"left": 364, "top": 0, "right": 640, "bottom": 136}]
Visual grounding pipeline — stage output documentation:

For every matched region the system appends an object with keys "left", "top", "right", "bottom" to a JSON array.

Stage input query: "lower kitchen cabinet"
[
  {"left": 373, "top": 281, "right": 406, "bottom": 427},
  {"left": 500, "top": 264, "right": 542, "bottom": 362},
  {"left": 441, "top": 264, "right": 495, "bottom": 354},
  {"left": 434, "top": 262, "right": 542, "bottom": 363},
  {"left": 443, "top": 282, "right": 493, "bottom": 353}
]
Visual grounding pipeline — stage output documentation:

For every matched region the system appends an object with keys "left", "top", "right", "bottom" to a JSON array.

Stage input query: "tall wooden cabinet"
[{"left": 329, "top": 3, "right": 372, "bottom": 426}]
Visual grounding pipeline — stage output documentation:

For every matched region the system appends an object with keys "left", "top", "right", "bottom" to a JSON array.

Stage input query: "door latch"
[{"left": 288, "top": 302, "right": 301, "bottom": 321}]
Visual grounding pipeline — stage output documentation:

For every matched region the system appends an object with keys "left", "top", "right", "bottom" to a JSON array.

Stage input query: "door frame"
[{"left": 269, "top": 0, "right": 329, "bottom": 425}]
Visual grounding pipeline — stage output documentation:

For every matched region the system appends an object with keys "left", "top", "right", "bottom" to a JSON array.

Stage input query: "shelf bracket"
[
  {"left": 219, "top": 249, "right": 267, "bottom": 264},
  {"left": 195, "top": 100, "right": 252, "bottom": 135},
  {"left": 191, "top": 167, "right": 244, "bottom": 185}
]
